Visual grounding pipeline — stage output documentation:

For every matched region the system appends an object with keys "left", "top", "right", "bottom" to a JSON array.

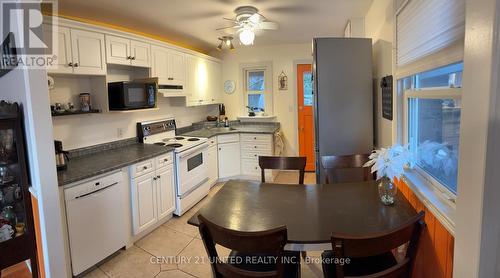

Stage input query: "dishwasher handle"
[{"left": 75, "top": 182, "right": 119, "bottom": 200}]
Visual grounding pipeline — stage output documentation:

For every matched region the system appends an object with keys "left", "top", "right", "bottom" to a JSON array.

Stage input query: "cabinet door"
[
  {"left": 185, "top": 55, "right": 201, "bottom": 105},
  {"left": 105, "top": 35, "right": 130, "bottom": 65},
  {"left": 207, "top": 144, "right": 219, "bottom": 186},
  {"left": 218, "top": 142, "right": 241, "bottom": 178},
  {"left": 130, "top": 40, "right": 150, "bottom": 67},
  {"left": 207, "top": 60, "right": 222, "bottom": 104},
  {"left": 151, "top": 46, "right": 169, "bottom": 83},
  {"left": 71, "top": 29, "right": 106, "bottom": 75},
  {"left": 156, "top": 166, "right": 175, "bottom": 221},
  {"left": 131, "top": 172, "right": 157, "bottom": 235},
  {"left": 44, "top": 25, "right": 73, "bottom": 74},
  {"left": 167, "top": 50, "right": 186, "bottom": 85}
]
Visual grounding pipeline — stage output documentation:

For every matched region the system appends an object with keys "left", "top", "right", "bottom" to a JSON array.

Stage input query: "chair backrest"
[
  {"left": 259, "top": 156, "right": 307, "bottom": 184},
  {"left": 321, "top": 154, "right": 373, "bottom": 184},
  {"left": 198, "top": 214, "right": 288, "bottom": 278},
  {"left": 330, "top": 211, "right": 425, "bottom": 278}
]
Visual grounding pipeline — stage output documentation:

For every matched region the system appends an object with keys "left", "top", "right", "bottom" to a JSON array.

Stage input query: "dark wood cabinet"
[{"left": 0, "top": 101, "right": 38, "bottom": 277}]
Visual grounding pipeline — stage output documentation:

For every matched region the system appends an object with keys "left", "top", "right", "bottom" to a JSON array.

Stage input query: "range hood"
[{"left": 158, "top": 84, "right": 185, "bottom": 97}]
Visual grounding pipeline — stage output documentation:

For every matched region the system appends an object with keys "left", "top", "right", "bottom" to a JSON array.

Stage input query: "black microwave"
[{"left": 108, "top": 78, "right": 157, "bottom": 110}]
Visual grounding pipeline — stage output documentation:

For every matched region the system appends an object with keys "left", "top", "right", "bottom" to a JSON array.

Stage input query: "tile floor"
[{"left": 83, "top": 171, "right": 323, "bottom": 278}]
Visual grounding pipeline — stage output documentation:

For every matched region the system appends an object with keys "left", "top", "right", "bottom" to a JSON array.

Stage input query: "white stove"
[{"left": 138, "top": 118, "right": 209, "bottom": 216}]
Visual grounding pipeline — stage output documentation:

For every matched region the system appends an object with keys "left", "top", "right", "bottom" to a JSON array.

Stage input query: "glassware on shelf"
[
  {"left": 1, "top": 205, "right": 16, "bottom": 225},
  {"left": 0, "top": 129, "right": 14, "bottom": 163},
  {"left": 0, "top": 166, "right": 14, "bottom": 184},
  {"left": 0, "top": 223, "right": 14, "bottom": 242},
  {"left": 378, "top": 177, "right": 398, "bottom": 205}
]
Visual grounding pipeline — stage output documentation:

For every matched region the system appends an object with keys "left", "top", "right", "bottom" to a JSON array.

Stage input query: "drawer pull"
[
  {"left": 254, "top": 137, "right": 257, "bottom": 140},
  {"left": 254, "top": 146, "right": 257, "bottom": 148},
  {"left": 143, "top": 166, "right": 148, "bottom": 170},
  {"left": 153, "top": 177, "right": 157, "bottom": 180},
  {"left": 164, "top": 159, "right": 169, "bottom": 162},
  {"left": 157, "top": 175, "right": 161, "bottom": 179}
]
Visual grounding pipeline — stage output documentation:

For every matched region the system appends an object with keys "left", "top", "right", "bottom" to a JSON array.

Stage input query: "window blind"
[{"left": 396, "top": 0, "right": 465, "bottom": 66}]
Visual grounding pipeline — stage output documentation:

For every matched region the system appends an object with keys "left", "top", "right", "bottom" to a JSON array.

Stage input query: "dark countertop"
[
  {"left": 58, "top": 143, "right": 174, "bottom": 187},
  {"left": 180, "top": 124, "right": 280, "bottom": 138}
]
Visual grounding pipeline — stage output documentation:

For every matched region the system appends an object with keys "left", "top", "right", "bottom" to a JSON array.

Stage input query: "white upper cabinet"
[
  {"left": 130, "top": 40, "right": 151, "bottom": 67},
  {"left": 71, "top": 29, "right": 106, "bottom": 75},
  {"left": 185, "top": 55, "right": 222, "bottom": 106},
  {"left": 44, "top": 25, "right": 73, "bottom": 74},
  {"left": 105, "top": 35, "right": 151, "bottom": 67},
  {"left": 151, "top": 45, "right": 186, "bottom": 86}
]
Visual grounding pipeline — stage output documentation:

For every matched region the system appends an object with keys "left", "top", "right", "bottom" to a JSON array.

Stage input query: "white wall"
[
  {"left": 218, "top": 43, "right": 312, "bottom": 156},
  {"left": 50, "top": 73, "right": 218, "bottom": 150},
  {"left": 364, "top": 0, "right": 394, "bottom": 148}
]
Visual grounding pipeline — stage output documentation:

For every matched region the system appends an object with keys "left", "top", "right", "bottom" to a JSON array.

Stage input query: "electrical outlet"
[{"left": 117, "top": 128, "right": 124, "bottom": 138}]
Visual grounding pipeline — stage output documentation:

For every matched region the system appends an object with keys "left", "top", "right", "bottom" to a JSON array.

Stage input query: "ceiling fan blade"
[
  {"left": 216, "top": 25, "right": 240, "bottom": 31},
  {"left": 257, "top": 21, "right": 278, "bottom": 30},
  {"left": 223, "top": 17, "right": 237, "bottom": 22},
  {"left": 248, "top": 13, "right": 264, "bottom": 24}
]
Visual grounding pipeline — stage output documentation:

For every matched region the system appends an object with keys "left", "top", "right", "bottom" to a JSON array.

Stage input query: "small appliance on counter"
[
  {"left": 54, "top": 140, "right": 69, "bottom": 171},
  {"left": 79, "top": 93, "right": 91, "bottom": 112},
  {"left": 108, "top": 78, "right": 157, "bottom": 111}
]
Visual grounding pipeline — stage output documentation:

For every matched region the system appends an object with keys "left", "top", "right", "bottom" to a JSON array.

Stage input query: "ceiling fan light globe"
[{"left": 239, "top": 29, "right": 255, "bottom": 45}]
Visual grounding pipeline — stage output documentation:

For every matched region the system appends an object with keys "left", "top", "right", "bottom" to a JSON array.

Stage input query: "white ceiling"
[{"left": 57, "top": 0, "right": 373, "bottom": 52}]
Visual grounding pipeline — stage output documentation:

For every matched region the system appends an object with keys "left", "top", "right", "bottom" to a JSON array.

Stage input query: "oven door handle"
[{"left": 178, "top": 142, "right": 208, "bottom": 159}]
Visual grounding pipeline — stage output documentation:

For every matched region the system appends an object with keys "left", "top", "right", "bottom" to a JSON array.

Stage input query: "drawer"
[
  {"left": 240, "top": 133, "right": 273, "bottom": 143},
  {"left": 156, "top": 152, "right": 173, "bottom": 168},
  {"left": 241, "top": 159, "right": 261, "bottom": 176},
  {"left": 217, "top": 133, "right": 239, "bottom": 144},
  {"left": 130, "top": 159, "right": 154, "bottom": 178},
  {"left": 207, "top": 137, "right": 218, "bottom": 147},
  {"left": 241, "top": 142, "right": 272, "bottom": 151},
  {"left": 241, "top": 148, "right": 273, "bottom": 160}
]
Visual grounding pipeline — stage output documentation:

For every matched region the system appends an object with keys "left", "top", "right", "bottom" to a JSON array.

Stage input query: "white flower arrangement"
[{"left": 364, "top": 144, "right": 413, "bottom": 180}]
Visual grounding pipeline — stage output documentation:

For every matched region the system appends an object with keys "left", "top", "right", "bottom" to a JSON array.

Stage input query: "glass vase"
[{"left": 378, "top": 177, "right": 397, "bottom": 205}]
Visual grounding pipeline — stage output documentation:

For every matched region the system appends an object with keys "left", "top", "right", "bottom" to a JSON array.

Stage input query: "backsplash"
[{"left": 52, "top": 97, "right": 218, "bottom": 150}]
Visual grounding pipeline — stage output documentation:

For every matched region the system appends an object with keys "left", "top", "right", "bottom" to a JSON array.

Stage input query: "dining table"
[{"left": 188, "top": 179, "right": 417, "bottom": 251}]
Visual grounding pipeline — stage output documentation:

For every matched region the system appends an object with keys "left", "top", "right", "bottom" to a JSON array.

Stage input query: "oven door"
[
  {"left": 124, "top": 82, "right": 157, "bottom": 108},
  {"left": 176, "top": 143, "right": 209, "bottom": 197}
]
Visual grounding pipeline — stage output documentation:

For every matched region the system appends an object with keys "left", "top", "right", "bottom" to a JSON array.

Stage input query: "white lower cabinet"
[
  {"left": 207, "top": 138, "right": 219, "bottom": 186},
  {"left": 240, "top": 134, "right": 274, "bottom": 179},
  {"left": 218, "top": 134, "right": 241, "bottom": 179},
  {"left": 130, "top": 153, "right": 174, "bottom": 235}
]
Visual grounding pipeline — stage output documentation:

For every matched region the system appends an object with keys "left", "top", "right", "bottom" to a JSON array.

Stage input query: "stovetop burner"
[
  {"left": 175, "top": 136, "right": 185, "bottom": 140},
  {"left": 187, "top": 138, "right": 200, "bottom": 141},
  {"left": 166, "top": 143, "right": 183, "bottom": 148},
  {"left": 154, "top": 142, "right": 166, "bottom": 146}
]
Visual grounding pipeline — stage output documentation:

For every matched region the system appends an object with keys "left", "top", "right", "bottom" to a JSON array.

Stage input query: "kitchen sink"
[{"left": 207, "top": 127, "right": 237, "bottom": 132}]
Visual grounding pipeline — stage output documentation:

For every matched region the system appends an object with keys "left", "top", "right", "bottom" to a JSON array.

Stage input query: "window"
[
  {"left": 402, "top": 62, "right": 463, "bottom": 195},
  {"left": 246, "top": 70, "right": 265, "bottom": 111},
  {"left": 242, "top": 63, "right": 273, "bottom": 115},
  {"left": 303, "top": 71, "right": 313, "bottom": 106}
]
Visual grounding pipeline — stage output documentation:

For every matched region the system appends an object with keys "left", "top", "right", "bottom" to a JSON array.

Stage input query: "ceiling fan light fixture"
[
  {"left": 216, "top": 40, "right": 223, "bottom": 51},
  {"left": 229, "top": 40, "right": 235, "bottom": 50},
  {"left": 239, "top": 28, "right": 255, "bottom": 45}
]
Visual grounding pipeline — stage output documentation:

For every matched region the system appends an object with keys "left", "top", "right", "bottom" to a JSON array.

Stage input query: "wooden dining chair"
[
  {"left": 258, "top": 156, "right": 307, "bottom": 184},
  {"left": 321, "top": 211, "right": 425, "bottom": 278},
  {"left": 198, "top": 214, "right": 300, "bottom": 278},
  {"left": 321, "top": 154, "right": 374, "bottom": 184}
]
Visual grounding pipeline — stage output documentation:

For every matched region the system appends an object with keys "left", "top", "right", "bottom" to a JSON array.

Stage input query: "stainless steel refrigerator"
[{"left": 313, "top": 38, "right": 373, "bottom": 183}]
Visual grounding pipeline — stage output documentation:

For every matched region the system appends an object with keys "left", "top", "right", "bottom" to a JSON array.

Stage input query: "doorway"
[{"left": 297, "top": 64, "right": 315, "bottom": 171}]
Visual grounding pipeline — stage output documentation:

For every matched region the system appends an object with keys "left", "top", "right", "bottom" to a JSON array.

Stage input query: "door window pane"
[
  {"left": 247, "top": 71, "right": 265, "bottom": 91},
  {"left": 408, "top": 98, "right": 461, "bottom": 193},
  {"left": 303, "top": 72, "right": 313, "bottom": 106}
]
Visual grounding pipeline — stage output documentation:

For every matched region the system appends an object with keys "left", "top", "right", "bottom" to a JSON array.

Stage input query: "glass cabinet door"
[{"left": 0, "top": 120, "right": 27, "bottom": 243}]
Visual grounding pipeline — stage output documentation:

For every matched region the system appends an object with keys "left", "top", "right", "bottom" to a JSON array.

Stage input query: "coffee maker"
[{"left": 54, "top": 140, "right": 69, "bottom": 171}]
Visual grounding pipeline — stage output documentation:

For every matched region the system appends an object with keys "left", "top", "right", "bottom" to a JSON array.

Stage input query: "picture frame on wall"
[{"left": 278, "top": 71, "right": 288, "bottom": 90}]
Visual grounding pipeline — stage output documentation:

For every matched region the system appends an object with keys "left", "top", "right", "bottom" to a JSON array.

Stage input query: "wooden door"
[
  {"left": 130, "top": 40, "right": 151, "bottom": 67},
  {"left": 105, "top": 35, "right": 130, "bottom": 65},
  {"left": 131, "top": 172, "right": 157, "bottom": 235},
  {"left": 44, "top": 25, "right": 73, "bottom": 74},
  {"left": 297, "top": 64, "right": 315, "bottom": 171},
  {"left": 156, "top": 166, "right": 175, "bottom": 221},
  {"left": 70, "top": 29, "right": 106, "bottom": 75}
]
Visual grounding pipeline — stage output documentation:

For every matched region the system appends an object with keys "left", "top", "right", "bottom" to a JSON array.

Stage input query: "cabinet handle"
[
  {"left": 131, "top": 56, "right": 136, "bottom": 60},
  {"left": 74, "top": 63, "right": 79, "bottom": 67},
  {"left": 254, "top": 146, "right": 257, "bottom": 148},
  {"left": 219, "top": 148, "right": 221, "bottom": 151},
  {"left": 254, "top": 137, "right": 257, "bottom": 140},
  {"left": 157, "top": 175, "right": 161, "bottom": 179},
  {"left": 168, "top": 77, "right": 174, "bottom": 80},
  {"left": 164, "top": 159, "right": 169, "bottom": 162},
  {"left": 153, "top": 177, "right": 157, "bottom": 180},
  {"left": 126, "top": 56, "right": 131, "bottom": 60},
  {"left": 143, "top": 166, "right": 148, "bottom": 170},
  {"left": 68, "top": 62, "right": 73, "bottom": 67},
  {"left": 254, "top": 154, "right": 257, "bottom": 157}
]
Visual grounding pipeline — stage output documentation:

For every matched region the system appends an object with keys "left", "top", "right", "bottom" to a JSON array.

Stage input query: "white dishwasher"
[{"left": 64, "top": 171, "right": 127, "bottom": 276}]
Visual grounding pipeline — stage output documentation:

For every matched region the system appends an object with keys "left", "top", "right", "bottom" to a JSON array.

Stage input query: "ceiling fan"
[{"left": 217, "top": 6, "right": 278, "bottom": 46}]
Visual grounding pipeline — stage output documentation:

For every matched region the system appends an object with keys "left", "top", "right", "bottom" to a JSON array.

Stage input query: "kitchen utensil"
[
  {"left": 54, "top": 103, "right": 64, "bottom": 113},
  {"left": 67, "top": 102, "right": 76, "bottom": 112},
  {"left": 54, "top": 140, "right": 69, "bottom": 170},
  {"left": 0, "top": 223, "right": 14, "bottom": 242},
  {"left": 79, "top": 93, "right": 91, "bottom": 112}
]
